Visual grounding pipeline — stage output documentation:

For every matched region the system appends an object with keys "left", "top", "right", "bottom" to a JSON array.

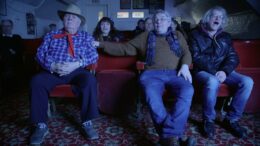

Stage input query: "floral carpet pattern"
[{"left": 0, "top": 95, "right": 260, "bottom": 146}]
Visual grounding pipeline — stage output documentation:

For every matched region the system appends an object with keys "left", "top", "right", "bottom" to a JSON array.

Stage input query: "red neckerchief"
[{"left": 53, "top": 31, "right": 77, "bottom": 57}]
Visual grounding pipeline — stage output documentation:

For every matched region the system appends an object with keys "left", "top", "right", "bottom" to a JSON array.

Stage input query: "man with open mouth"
[{"left": 189, "top": 6, "right": 254, "bottom": 139}]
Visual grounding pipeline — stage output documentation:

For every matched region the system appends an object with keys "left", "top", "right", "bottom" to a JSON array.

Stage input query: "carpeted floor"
[{"left": 0, "top": 94, "right": 260, "bottom": 146}]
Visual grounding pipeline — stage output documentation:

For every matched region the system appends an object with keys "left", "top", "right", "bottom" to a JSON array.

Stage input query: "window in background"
[
  {"left": 132, "top": 0, "right": 148, "bottom": 9},
  {"left": 117, "top": 12, "right": 129, "bottom": 18},
  {"left": 98, "top": 11, "right": 104, "bottom": 21},
  {"left": 0, "top": 0, "right": 7, "bottom": 16},
  {"left": 149, "top": 0, "right": 165, "bottom": 14},
  {"left": 132, "top": 12, "right": 144, "bottom": 18},
  {"left": 26, "top": 13, "right": 37, "bottom": 35},
  {"left": 120, "top": 0, "right": 131, "bottom": 9}
]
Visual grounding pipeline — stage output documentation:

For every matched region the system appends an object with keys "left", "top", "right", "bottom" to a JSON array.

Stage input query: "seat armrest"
[{"left": 136, "top": 61, "right": 145, "bottom": 72}]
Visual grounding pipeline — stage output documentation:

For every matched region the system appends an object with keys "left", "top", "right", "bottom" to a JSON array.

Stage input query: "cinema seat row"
[{"left": 22, "top": 38, "right": 260, "bottom": 115}]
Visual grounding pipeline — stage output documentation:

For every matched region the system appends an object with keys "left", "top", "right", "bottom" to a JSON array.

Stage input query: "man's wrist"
[
  {"left": 78, "top": 60, "right": 83, "bottom": 67},
  {"left": 50, "top": 62, "right": 55, "bottom": 73},
  {"left": 182, "top": 64, "right": 189, "bottom": 69}
]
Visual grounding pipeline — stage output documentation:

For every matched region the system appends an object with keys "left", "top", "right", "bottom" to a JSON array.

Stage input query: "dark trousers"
[{"left": 30, "top": 68, "right": 99, "bottom": 124}]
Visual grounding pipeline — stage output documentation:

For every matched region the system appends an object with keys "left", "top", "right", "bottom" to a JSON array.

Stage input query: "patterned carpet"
[{"left": 0, "top": 94, "right": 260, "bottom": 146}]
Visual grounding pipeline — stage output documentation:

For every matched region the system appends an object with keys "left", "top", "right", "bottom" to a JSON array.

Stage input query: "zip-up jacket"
[{"left": 189, "top": 26, "right": 239, "bottom": 75}]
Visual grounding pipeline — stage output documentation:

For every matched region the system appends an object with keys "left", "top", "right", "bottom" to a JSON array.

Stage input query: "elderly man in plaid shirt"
[{"left": 29, "top": 3, "right": 99, "bottom": 145}]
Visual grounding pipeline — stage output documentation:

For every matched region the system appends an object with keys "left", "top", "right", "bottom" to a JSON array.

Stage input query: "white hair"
[
  {"left": 153, "top": 9, "right": 171, "bottom": 22},
  {"left": 201, "top": 6, "right": 228, "bottom": 28}
]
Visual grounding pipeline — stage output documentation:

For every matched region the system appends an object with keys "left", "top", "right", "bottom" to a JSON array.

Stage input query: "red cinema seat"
[{"left": 96, "top": 53, "right": 138, "bottom": 115}]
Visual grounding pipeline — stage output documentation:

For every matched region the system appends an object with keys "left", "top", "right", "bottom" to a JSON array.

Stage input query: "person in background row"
[
  {"left": 181, "top": 21, "right": 191, "bottom": 37},
  {"left": 48, "top": 23, "right": 57, "bottom": 32},
  {"left": 93, "top": 9, "right": 196, "bottom": 146},
  {"left": 29, "top": 3, "right": 99, "bottom": 145},
  {"left": 144, "top": 17, "right": 154, "bottom": 32},
  {"left": 0, "top": 19, "right": 23, "bottom": 97},
  {"left": 133, "top": 19, "right": 145, "bottom": 37},
  {"left": 93, "top": 17, "right": 123, "bottom": 42},
  {"left": 171, "top": 18, "right": 188, "bottom": 41},
  {"left": 189, "top": 6, "right": 254, "bottom": 139}
]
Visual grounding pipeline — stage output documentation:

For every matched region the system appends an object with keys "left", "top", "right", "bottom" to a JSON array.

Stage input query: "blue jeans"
[
  {"left": 195, "top": 71, "right": 254, "bottom": 122},
  {"left": 139, "top": 70, "right": 194, "bottom": 138}
]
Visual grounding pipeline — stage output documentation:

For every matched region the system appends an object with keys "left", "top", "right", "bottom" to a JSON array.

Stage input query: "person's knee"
[
  {"left": 181, "top": 84, "right": 194, "bottom": 98},
  {"left": 143, "top": 85, "right": 163, "bottom": 104},
  {"left": 81, "top": 73, "right": 97, "bottom": 89},
  {"left": 88, "top": 74, "right": 97, "bottom": 84},
  {"left": 176, "top": 83, "right": 194, "bottom": 102},
  {"left": 144, "top": 87, "right": 161, "bottom": 101},
  {"left": 187, "top": 83, "right": 194, "bottom": 95},
  {"left": 205, "top": 76, "right": 220, "bottom": 89},
  {"left": 30, "top": 74, "right": 44, "bottom": 88},
  {"left": 241, "top": 76, "right": 254, "bottom": 90}
]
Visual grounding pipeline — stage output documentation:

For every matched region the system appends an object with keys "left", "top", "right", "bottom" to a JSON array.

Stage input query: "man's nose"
[{"left": 215, "top": 16, "right": 221, "bottom": 20}]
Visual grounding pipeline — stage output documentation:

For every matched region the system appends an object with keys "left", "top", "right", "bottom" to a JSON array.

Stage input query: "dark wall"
[{"left": 187, "top": 0, "right": 260, "bottom": 39}]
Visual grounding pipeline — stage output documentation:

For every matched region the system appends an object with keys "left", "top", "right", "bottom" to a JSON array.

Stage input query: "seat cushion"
[{"left": 49, "top": 84, "right": 76, "bottom": 98}]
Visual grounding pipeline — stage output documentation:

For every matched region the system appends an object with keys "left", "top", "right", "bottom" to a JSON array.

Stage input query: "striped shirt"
[{"left": 36, "top": 29, "right": 98, "bottom": 71}]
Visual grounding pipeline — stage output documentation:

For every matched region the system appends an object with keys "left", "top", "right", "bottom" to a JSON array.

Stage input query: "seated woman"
[
  {"left": 144, "top": 17, "right": 154, "bottom": 32},
  {"left": 93, "top": 17, "right": 123, "bottom": 42}
]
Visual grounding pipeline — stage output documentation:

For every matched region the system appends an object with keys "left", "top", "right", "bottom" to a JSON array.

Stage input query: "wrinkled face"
[
  {"left": 145, "top": 19, "right": 154, "bottom": 32},
  {"left": 154, "top": 13, "right": 171, "bottom": 34},
  {"left": 1, "top": 21, "right": 13, "bottom": 35},
  {"left": 63, "top": 13, "right": 81, "bottom": 32},
  {"left": 208, "top": 10, "right": 223, "bottom": 31},
  {"left": 100, "top": 21, "right": 111, "bottom": 35}
]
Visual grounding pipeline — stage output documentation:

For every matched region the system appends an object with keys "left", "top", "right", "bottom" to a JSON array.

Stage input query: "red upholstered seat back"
[
  {"left": 233, "top": 40, "right": 260, "bottom": 68},
  {"left": 22, "top": 38, "right": 43, "bottom": 79},
  {"left": 96, "top": 53, "right": 137, "bottom": 72},
  {"left": 233, "top": 40, "right": 260, "bottom": 113},
  {"left": 23, "top": 38, "right": 42, "bottom": 56},
  {"left": 96, "top": 53, "right": 138, "bottom": 115},
  {"left": 96, "top": 70, "right": 137, "bottom": 114}
]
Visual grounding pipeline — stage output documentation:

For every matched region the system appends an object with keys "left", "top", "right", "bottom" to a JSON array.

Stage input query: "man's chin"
[
  {"left": 156, "top": 30, "right": 166, "bottom": 35},
  {"left": 209, "top": 26, "right": 220, "bottom": 31}
]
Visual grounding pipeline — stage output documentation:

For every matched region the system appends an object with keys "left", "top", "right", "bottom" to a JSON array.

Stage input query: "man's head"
[
  {"left": 1, "top": 19, "right": 13, "bottom": 35},
  {"left": 49, "top": 23, "right": 57, "bottom": 32},
  {"left": 201, "top": 6, "right": 228, "bottom": 31},
  {"left": 153, "top": 10, "right": 172, "bottom": 34},
  {"left": 57, "top": 3, "right": 85, "bottom": 33}
]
